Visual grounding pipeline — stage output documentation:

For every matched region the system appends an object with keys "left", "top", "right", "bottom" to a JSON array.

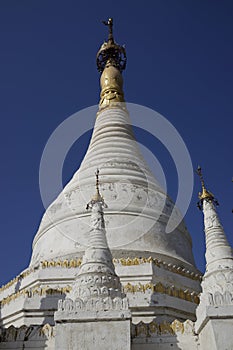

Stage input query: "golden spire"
[
  {"left": 96, "top": 18, "right": 126, "bottom": 111},
  {"left": 196, "top": 166, "right": 218, "bottom": 209}
]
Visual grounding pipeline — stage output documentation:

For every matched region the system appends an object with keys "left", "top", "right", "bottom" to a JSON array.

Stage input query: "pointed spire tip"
[
  {"left": 196, "top": 166, "right": 218, "bottom": 209},
  {"left": 86, "top": 169, "right": 106, "bottom": 209},
  {"left": 96, "top": 18, "right": 127, "bottom": 73}
]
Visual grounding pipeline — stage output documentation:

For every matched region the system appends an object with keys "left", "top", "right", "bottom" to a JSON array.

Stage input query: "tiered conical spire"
[
  {"left": 54, "top": 170, "right": 131, "bottom": 349},
  {"left": 56, "top": 170, "right": 129, "bottom": 311},
  {"left": 196, "top": 166, "right": 233, "bottom": 273},
  {"left": 195, "top": 167, "right": 233, "bottom": 335}
]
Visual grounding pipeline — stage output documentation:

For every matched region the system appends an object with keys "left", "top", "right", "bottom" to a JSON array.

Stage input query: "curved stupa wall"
[{"left": 31, "top": 107, "right": 195, "bottom": 269}]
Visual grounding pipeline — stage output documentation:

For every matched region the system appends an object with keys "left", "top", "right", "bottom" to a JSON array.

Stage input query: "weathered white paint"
[
  {"left": 31, "top": 107, "right": 195, "bottom": 268},
  {"left": 55, "top": 314, "right": 131, "bottom": 350},
  {"left": 195, "top": 198, "right": 233, "bottom": 350}
]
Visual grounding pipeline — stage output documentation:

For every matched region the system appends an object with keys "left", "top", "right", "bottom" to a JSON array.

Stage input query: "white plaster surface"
[
  {"left": 203, "top": 200, "right": 233, "bottom": 273},
  {"left": 195, "top": 198, "right": 233, "bottom": 350},
  {"left": 31, "top": 108, "right": 195, "bottom": 267},
  {"left": 55, "top": 319, "right": 131, "bottom": 350},
  {"left": 198, "top": 318, "right": 233, "bottom": 350}
]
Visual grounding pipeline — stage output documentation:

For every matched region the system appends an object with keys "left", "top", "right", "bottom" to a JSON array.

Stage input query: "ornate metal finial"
[
  {"left": 102, "top": 18, "right": 114, "bottom": 44},
  {"left": 196, "top": 166, "right": 218, "bottom": 210},
  {"left": 86, "top": 169, "right": 107, "bottom": 210},
  {"left": 96, "top": 18, "right": 127, "bottom": 73}
]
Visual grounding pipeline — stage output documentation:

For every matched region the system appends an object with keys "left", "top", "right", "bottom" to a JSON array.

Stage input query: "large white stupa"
[{"left": 0, "top": 18, "right": 232, "bottom": 350}]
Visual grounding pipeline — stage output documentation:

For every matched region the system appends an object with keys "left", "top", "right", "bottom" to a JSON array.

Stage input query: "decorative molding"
[
  {"left": 132, "top": 319, "right": 195, "bottom": 338},
  {"left": 202, "top": 270, "right": 233, "bottom": 294},
  {"left": 123, "top": 282, "right": 200, "bottom": 304},
  {"left": 208, "top": 291, "right": 233, "bottom": 306},
  {"left": 113, "top": 257, "right": 202, "bottom": 281},
  {"left": 0, "top": 324, "right": 55, "bottom": 342},
  {"left": 0, "top": 286, "right": 71, "bottom": 307},
  {"left": 0, "top": 256, "right": 201, "bottom": 295},
  {"left": 40, "top": 257, "right": 202, "bottom": 281},
  {"left": 39, "top": 323, "right": 55, "bottom": 338},
  {"left": 72, "top": 275, "right": 123, "bottom": 301},
  {"left": 58, "top": 296, "right": 129, "bottom": 312},
  {"left": 203, "top": 200, "right": 222, "bottom": 229},
  {"left": 41, "top": 258, "right": 82, "bottom": 269}
]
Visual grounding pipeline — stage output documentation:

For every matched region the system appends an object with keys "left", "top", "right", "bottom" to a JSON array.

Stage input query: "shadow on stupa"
[{"left": 39, "top": 291, "right": 66, "bottom": 325}]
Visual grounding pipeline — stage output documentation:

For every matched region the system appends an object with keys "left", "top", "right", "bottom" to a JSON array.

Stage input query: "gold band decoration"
[
  {"left": 1, "top": 281, "right": 199, "bottom": 308},
  {"left": 41, "top": 258, "right": 82, "bottom": 269},
  {"left": 40, "top": 257, "right": 201, "bottom": 281},
  {"left": 123, "top": 282, "right": 200, "bottom": 304},
  {"left": 0, "top": 260, "right": 82, "bottom": 293},
  {"left": 0, "top": 323, "right": 55, "bottom": 342},
  {"left": 113, "top": 257, "right": 202, "bottom": 281},
  {"left": 132, "top": 319, "right": 194, "bottom": 338},
  {"left": 0, "top": 268, "right": 34, "bottom": 293},
  {"left": 0, "top": 280, "right": 199, "bottom": 308},
  {"left": 0, "top": 256, "right": 201, "bottom": 295},
  {"left": 0, "top": 286, "right": 72, "bottom": 307}
]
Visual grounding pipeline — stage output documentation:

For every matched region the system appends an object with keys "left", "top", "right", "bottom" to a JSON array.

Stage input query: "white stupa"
[
  {"left": 1, "top": 18, "right": 232, "bottom": 350},
  {"left": 195, "top": 167, "right": 233, "bottom": 350}
]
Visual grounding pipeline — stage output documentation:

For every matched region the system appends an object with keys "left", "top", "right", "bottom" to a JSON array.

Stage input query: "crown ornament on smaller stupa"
[
  {"left": 196, "top": 165, "right": 219, "bottom": 210},
  {"left": 86, "top": 169, "right": 107, "bottom": 209},
  {"left": 96, "top": 18, "right": 127, "bottom": 73}
]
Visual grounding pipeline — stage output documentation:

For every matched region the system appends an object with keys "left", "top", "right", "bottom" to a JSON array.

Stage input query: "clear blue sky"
[{"left": 1, "top": 1, "right": 232, "bottom": 286}]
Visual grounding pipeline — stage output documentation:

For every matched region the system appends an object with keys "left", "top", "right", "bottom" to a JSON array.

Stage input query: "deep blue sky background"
[{"left": 1, "top": 1, "right": 232, "bottom": 286}]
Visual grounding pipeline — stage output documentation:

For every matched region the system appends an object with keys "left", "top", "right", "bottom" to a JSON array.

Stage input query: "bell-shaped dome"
[{"left": 30, "top": 105, "right": 195, "bottom": 269}]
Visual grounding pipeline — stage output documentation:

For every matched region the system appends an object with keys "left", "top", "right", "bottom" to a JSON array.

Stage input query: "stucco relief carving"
[
  {"left": 57, "top": 296, "right": 129, "bottom": 312},
  {"left": 90, "top": 204, "right": 105, "bottom": 230},
  {"left": 202, "top": 270, "right": 233, "bottom": 295},
  {"left": 207, "top": 291, "right": 233, "bottom": 306},
  {"left": 73, "top": 282, "right": 122, "bottom": 301},
  {"left": 204, "top": 201, "right": 222, "bottom": 229}
]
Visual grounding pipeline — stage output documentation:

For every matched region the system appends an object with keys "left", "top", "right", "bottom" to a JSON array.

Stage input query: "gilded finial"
[
  {"left": 102, "top": 18, "right": 114, "bottom": 44},
  {"left": 86, "top": 169, "right": 106, "bottom": 209},
  {"left": 196, "top": 166, "right": 218, "bottom": 209},
  {"left": 96, "top": 18, "right": 126, "bottom": 73},
  {"left": 97, "top": 18, "right": 126, "bottom": 111}
]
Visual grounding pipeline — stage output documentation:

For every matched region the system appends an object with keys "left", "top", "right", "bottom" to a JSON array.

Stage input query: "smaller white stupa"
[
  {"left": 54, "top": 169, "right": 131, "bottom": 350},
  {"left": 195, "top": 166, "right": 233, "bottom": 350}
]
